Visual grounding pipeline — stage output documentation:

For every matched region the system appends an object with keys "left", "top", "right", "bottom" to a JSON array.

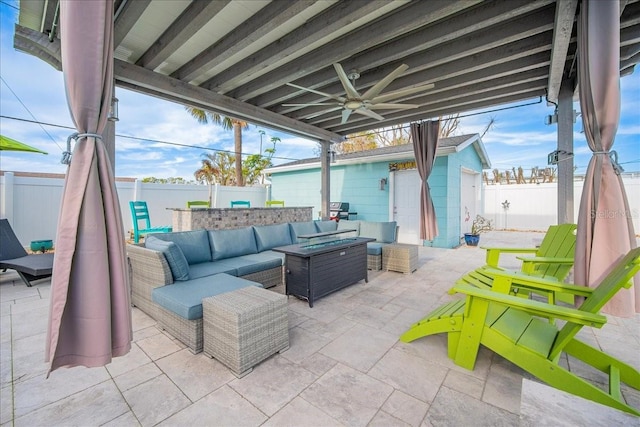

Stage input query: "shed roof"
[{"left": 266, "top": 133, "right": 490, "bottom": 173}]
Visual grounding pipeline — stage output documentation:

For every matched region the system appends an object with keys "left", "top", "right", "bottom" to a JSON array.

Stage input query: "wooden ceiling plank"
[
  {"left": 256, "top": 4, "right": 555, "bottom": 110},
  {"left": 172, "top": 0, "right": 315, "bottom": 83},
  {"left": 136, "top": 0, "right": 231, "bottom": 70},
  {"left": 201, "top": 0, "right": 395, "bottom": 93},
  {"left": 114, "top": 0, "right": 151, "bottom": 48},
  {"left": 225, "top": 0, "right": 478, "bottom": 101},
  {"left": 254, "top": 0, "right": 548, "bottom": 108}
]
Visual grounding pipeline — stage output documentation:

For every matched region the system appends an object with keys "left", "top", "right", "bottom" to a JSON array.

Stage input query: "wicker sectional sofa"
[{"left": 126, "top": 219, "right": 397, "bottom": 353}]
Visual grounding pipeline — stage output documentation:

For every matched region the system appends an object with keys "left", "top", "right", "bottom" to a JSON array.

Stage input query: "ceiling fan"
[{"left": 283, "top": 63, "right": 434, "bottom": 124}]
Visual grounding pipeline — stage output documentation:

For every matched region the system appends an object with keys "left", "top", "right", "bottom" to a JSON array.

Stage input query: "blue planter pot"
[
  {"left": 464, "top": 233, "right": 480, "bottom": 246},
  {"left": 30, "top": 239, "right": 53, "bottom": 252}
]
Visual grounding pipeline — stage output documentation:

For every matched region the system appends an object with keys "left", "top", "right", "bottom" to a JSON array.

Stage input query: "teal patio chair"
[
  {"left": 129, "top": 201, "right": 172, "bottom": 243},
  {"left": 230, "top": 200, "right": 250, "bottom": 208}
]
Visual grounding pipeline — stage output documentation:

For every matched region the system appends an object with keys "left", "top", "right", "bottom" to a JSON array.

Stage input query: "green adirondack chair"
[
  {"left": 482, "top": 223, "right": 577, "bottom": 281},
  {"left": 400, "top": 247, "right": 640, "bottom": 416}
]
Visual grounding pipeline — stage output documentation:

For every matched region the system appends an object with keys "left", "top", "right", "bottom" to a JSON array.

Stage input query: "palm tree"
[
  {"left": 194, "top": 152, "right": 235, "bottom": 204},
  {"left": 185, "top": 107, "right": 249, "bottom": 186}
]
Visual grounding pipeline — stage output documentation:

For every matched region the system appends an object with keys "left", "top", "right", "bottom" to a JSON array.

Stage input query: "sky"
[{"left": 1, "top": 1, "right": 638, "bottom": 181}]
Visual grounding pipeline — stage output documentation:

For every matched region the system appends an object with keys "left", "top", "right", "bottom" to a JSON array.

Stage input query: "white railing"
[{"left": 0, "top": 172, "right": 268, "bottom": 246}]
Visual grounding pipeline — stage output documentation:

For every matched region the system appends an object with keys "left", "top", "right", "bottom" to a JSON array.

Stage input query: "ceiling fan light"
[{"left": 344, "top": 100, "right": 362, "bottom": 110}]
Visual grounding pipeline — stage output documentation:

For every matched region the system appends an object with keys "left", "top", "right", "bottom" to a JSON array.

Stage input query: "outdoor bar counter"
[{"left": 170, "top": 207, "right": 313, "bottom": 231}]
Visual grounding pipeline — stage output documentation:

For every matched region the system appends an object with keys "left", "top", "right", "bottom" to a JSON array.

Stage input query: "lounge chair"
[
  {"left": 400, "top": 247, "right": 640, "bottom": 416},
  {"left": 481, "top": 223, "right": 576, "bottom": 282},
  {"left": 0, "top": 219, "right": 54, "bottom": 286}
]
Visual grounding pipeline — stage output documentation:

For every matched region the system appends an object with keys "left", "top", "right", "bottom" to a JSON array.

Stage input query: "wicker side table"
[
  {"left": 203, "top": 286, "right": 289, "bottom": 377},
  {"left": 382, "top": 243, "right": 418, "bottom": 274}
]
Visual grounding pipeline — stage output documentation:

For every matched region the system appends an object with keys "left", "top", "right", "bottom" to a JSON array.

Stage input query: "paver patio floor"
[{"left": 1, "top": 231, "right": 638, "bottom": 426}]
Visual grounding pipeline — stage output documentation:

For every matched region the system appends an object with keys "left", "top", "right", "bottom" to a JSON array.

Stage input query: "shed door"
[
  {"left": 393, "top": 169, "right": 421, "bottom": 245},
  {"left": 461, "top": 170, "right": 479, "bottom": 234}
]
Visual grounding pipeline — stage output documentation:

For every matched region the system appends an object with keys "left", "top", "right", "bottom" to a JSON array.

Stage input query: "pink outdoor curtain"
[
  {"left": 575, "top": 0, "right": 638, "bottom": 316},
  {"left": 411, "top": 120, "right": 440, "bottom": 241},
  {"left": 46, "top": 0, "right": 132, "bottom": 374}
]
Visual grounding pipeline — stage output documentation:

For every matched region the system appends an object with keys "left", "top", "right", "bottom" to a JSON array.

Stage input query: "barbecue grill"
[{"left": 329, "top": 202, "right": 357, "bottom": 221}]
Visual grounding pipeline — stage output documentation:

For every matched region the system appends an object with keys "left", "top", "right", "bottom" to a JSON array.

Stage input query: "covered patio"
[
  {"left": 6, "top": 1, "right": 639, "bottom": 424},
  {"left": 2, "top": 231, "right": 639, "bottom": 425}
]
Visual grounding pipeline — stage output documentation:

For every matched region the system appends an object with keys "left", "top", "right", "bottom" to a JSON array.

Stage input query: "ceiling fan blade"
[
  {"left": 341, "top": 109, "right": 354, "bottom": 124},
  {"left": 282, "top": 103, "right": 337, "bottom": 106},
  {"left": 372, "top": 83, "right": 434, "bottom": 103},
  {"left": 354, "top": 108, "right": 385, "bottom": 121},
  {"left": 368, "top": 102, "right": 420, "bottom": 109},
  {"left": 334, "top": 63, "right": 361, "bottom": 99},
  {"left": 307, "top": 106, "right": 344, "bottom": 119},
  {"left": 361, "top": 63, "right": 409, "bottom": 100},
  {"left": 286, "top": 83, "right": 345, "bottom": 102}
]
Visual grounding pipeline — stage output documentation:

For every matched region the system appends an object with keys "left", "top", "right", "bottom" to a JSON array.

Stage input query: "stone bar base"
[{"left": 171, "top": 207, "right": 313, "bottom": 231}]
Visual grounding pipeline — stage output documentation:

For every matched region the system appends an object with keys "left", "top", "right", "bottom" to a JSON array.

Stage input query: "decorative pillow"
[
  {"left": 359, "top": 221, "right": 397, "bottom": 243},
  {"left": 145, "top": 236, "right": 190, "bottom": 281},
  {"left": 314, "top": 220, "right": 338, "bottom": 233},
  {"left": 209, "top": 227, "right": 258, "bottom": 260},
  {"left": 151, "top": 230, "right": 211, "bottom": 264},
  {"left": 289, "top": 221, "right": 318, "bottom": 242},
  {"left": 337, "top": 220, "right": 360, "bottom": 235},
  {"left": 253, "top": 223, "right": 292, "bottom": 252}
]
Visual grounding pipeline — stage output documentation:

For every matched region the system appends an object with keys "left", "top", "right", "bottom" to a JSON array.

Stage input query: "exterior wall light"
[
  {"left": 108, "top": 97, "right": 119, "bottom": 121},
  {"left": 380, "top": 178, "right": 387, "bottom": 190}
]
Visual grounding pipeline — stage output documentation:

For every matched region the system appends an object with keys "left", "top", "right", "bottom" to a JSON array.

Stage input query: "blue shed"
[{"left": 266, "top": 134, "right": 490, "bottom": 248}]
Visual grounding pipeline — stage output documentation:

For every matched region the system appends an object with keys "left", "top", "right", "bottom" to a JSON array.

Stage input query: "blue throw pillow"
[{"left": 145, "top": 236, "right": 190, "bottom": 281}]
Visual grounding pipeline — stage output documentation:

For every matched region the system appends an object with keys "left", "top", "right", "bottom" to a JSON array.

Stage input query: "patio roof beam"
[
  {"left": 114, "top": 59, "right": 344, "bottom": 143},
  {"left": 546, "top": 0, "right": 578, "bottom": 104}
]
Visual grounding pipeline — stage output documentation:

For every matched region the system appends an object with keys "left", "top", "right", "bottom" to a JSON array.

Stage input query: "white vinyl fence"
[
  {"left": 2, "top": 172, "right": 639, "bottom": 246},
  {"left": 484, "top": 175, "right": 640, "bottom": 232},
  {"left": 1, "top": 172, "right": 268, "bottom": 246}
]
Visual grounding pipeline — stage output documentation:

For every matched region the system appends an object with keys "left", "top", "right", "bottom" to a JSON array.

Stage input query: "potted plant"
[{"left": 464, "top": 215, "right": 493, "bottom": 246}]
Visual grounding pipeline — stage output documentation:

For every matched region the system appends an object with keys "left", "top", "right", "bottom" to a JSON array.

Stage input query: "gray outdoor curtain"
[
  {"left": 46, "top": 0, "right": 132, "bottom": 374},
  {"left": 411, "top": 120, "right": 440, "bottom": 241},
  {"left": 575, "top": 0, "right": 638, "bottom": 317}
]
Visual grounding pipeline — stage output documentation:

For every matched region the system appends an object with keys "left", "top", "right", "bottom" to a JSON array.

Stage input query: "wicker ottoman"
[
  {"left": 382, "top": 243, "right": 418, "bottom": 274},
  {"left": 203, "top": 286, "right": 289, "bottom": 377}
]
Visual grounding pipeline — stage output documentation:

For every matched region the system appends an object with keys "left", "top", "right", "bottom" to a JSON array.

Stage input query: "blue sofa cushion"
[
  {"left": 253, "top": 223, "right": 292, "bottom": 252},
  {"left": 289, "top": 221, "right": 317, "bottom": 242},
  {"left": 258, "top": 250, "right": 286, "bottom": 264},
  {"left": 152, "top": 230, "right": 211, "bottom": 265},
  {"left": 188, "top": 261, "right": 238, "bottom": 279},
  {"left": 209, "top": 228, "right": 258, "bottom": 260},
  {"left": 359, "top": 221, "right": 397, "bottom": 243},
  {"left": 152, "top": 273, "right": 262, "bottom": 320},
  {"left": 337, "top": 220, "right": 360, "bottom": 235},
  {"left": 220, "top": 254, "right": 283, "bottom": 276},
  {"left": 315, "top": 220, "right": 338, "bottom": 232},
  {"left": 145, "top": 236, "right": 190, "bottom": 281},
  {"left": 367, "top": 242, "right": 385, "bottom": 256}
]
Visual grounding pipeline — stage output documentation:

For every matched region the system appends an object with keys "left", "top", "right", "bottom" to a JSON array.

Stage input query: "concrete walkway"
[{"left": 1, "top": 231, "right": 638, "bottom": 426}]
